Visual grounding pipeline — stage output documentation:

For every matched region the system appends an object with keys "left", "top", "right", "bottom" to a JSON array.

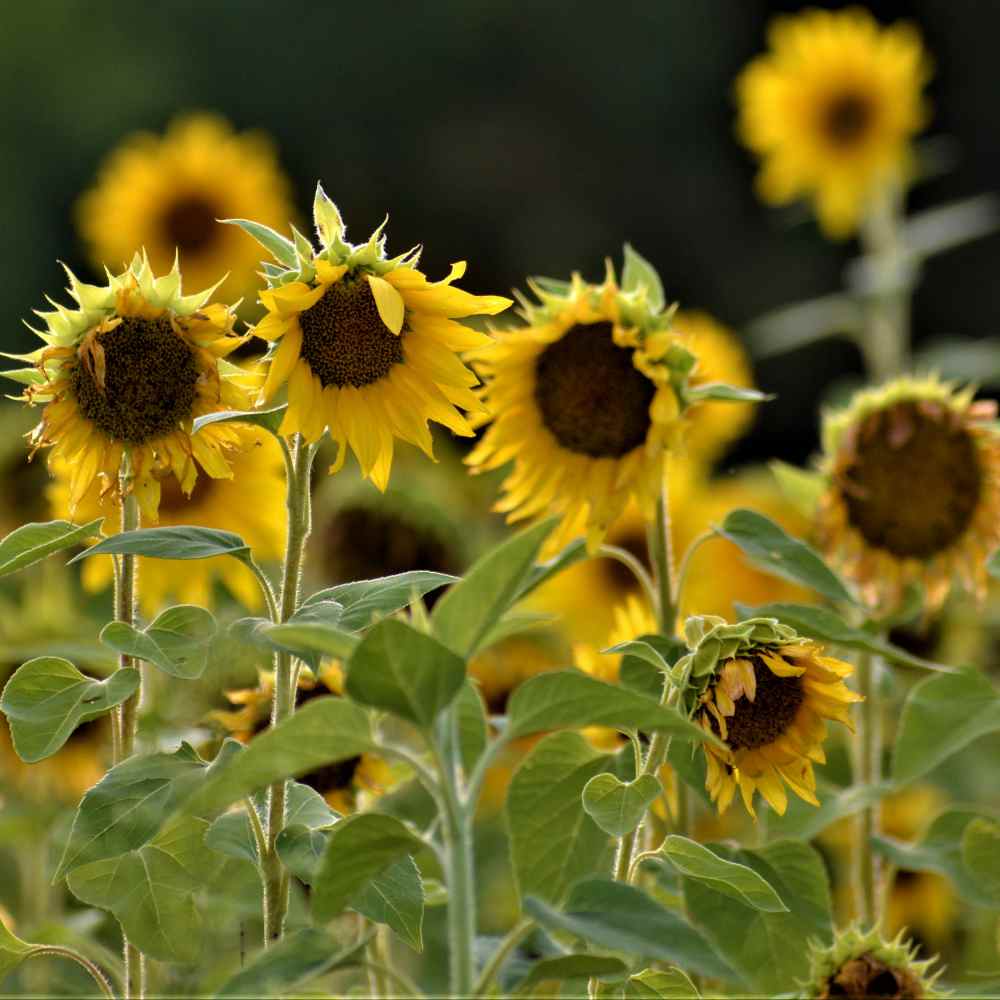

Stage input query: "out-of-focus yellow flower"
[
  {"left": 736, "top": 7, "right": 930, "bottom": 237},
  {"left": 76, "top": 114, "right": 295, "bottom": 304}
]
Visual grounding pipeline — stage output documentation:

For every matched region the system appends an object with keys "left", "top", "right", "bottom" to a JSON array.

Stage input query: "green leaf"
[
  {"left": 716, "top": 509, "right": 856, "bottom": 605},
  {"left": 872, "top": 809, "right": 1000, "bottom": 908},
  {"left": 657, "top": 835, "right": 787, "bottom": 912},
  {"left": 256, "top": 604, "right": 358, "bottom": 664},
  {"left": 892, "top": 669, "right": 1000, "bottom": 783},
  {"left": 274, "top": 824, "right": 327, "bottom": 883},
  {"left": 352, "top": 856, "right": 425, "bottom": 952},
  {"left": 432, "top": 518, "right": 556, "bottom": 657},
  {"left": 456, "top": 679, "right": 488, "bottom": 774},
  {"left": 70, "top": 526, "right": 251, "bottom": 565},
  {"left": 0, "top": 918, "right": 34, "bottom": 979},
  {"left": 0, "top": 658, "right": 139, "bottom": 762},
  {"left": 507, "top": 732, "right": 614, "bottom": 904},
  {"left": 685, "top": 383, "right": 772, "bottom": 404},
  {"left": 345, "top": 618, "right": 466, "bottom": 728},
  {"left": 682, "top": 840, "right": 832, "bottom": 994},
  {"left": 222, "top": 218, "right": 297, "bottom": 267},
  {"left": 100, "top": 605, "right": 216, "bottom": 679},
  {"left": 525, "top": 877, "right": 738, "bottom": 983},
  {"left": 204, "top": 810, "right": 258, "bottom": 866},
  {"left": 214, "top": 927, "right": 358, "bottom": 998},
  {"left": 192, "top": 406, "right": 287, "bottom": 436},
  {"left": 506, "top": 670, "right": 720, "bottom": 746},
  {"left": 302, "top": 571, "right": 458, "bottom": 631},
  {"left": 0, "top": 519, "right": 103, "bottom": 577},
  {"left": 311, "top": 813, "right": 423, "bottom": 922},
  {"left": 66, "top": 816, "right": 223, "bottom": 963},
  {"left": 621, "top": 243, "right": 665, "bottom": 312},
  {"left": 514, "top": 955, "right": 628, "bottom": 993},
  {"left": 582, "top": 773, "right": 662, "bottom": 837},
  {"left": 961, "top": 818, "right": 1000, "bottom": 901},
  {"left": 766, "top": 781, "right": 893, "bottom": 842},
  {"left": 285, "top": 780, "right": 340, "bottom": 830},
  {"left": 515, "top": 538, "right": 588, "bottom": 601},
  {"left": 741, "top": 603, "right": 949, "bottom": 672},
  {"left": 624, "top": 968, "right": 701, "bottom": 998}
]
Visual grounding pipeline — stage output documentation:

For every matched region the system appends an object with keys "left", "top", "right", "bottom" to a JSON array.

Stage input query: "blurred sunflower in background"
[
  {"left": 817, "top": 376, "right": 1000, "bottom": 612},
  {"left": 247, "top": 183, "right": 510, "bottom": 490},
  {"left": 48, "top": 426, "right": 285, "bottom": 615},
  {"left": 0, "top": 405, "right": 50, "bottom": 537},
  {"left": 9, "top": 253, "right": 249, "bottom": 522},
  {"left": 76, "top": 114, "right": 295, "bottom": 304},
  {"left": 211, "top": 663, "right": 391, "bottom": 814},
  {"left": 736, "top": 7, "right": 931, "bottom": 237}
]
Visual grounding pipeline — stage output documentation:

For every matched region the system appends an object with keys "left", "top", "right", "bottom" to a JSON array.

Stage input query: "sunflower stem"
[
  {"left": 262, "top": 434, "right": 315, "bottom": 945},
  {"left": 27, "top": 946, "right": 117, "bottom": 1000},
  {"left": 855, "top": 650, "right": 882, "bottom": 926}
]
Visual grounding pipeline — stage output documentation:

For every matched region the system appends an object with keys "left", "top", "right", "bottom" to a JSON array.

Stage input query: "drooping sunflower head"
[
  {"left": 237, "top": 183, "right": 511, "bottom": 490},
  {"left": 7, "top": 252, "right": 250, "bottom": 522},
  {"left": 76, "top": 114, "right": 295, "bottom": 304},
  {"left": 736, "top": 7, "right": 931, "bottom": 237},
  {"left": 805, "top": 925, "right": 945, "bottom": 999},
  {"left": 818, "top": 375, "right": 1000, "bottom": 613},
  {"left": 676, "top": 615, "right": 860, "bottom": 818},
  {"left": 467, "top": 248, "right": 715, "bottom": 554}
]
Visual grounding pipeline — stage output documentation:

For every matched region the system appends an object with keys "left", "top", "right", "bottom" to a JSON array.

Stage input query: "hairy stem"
[
  {"left": 28, "top": 946, "right": 117, "bottom": 1000},
  {"left": 473, "top": 918, "right": 534, "bottom": 997}
]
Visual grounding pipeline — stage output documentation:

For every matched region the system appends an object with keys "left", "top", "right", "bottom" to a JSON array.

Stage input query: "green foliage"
[
  {"left": 248, "top": 602, "right": 358, "bottom": 663},
  {"left": 0, "top": 919, "right": 34, "bottom": 979},
  {"left": 513, "top": 954, "right": 628, "bottom": 993},
  {"left": 0, "top": 518, "right": 103, "bottom": 577},
  {"left": 100, "top": 604, "right": 216, "bottom": 679},
  {"left": 684, "top": 382, "right": 772, "bottom": 403},
  {"left": 961, "top": 818, "right": 1000, "bottom": 901},
  {"left": 455, "top": 679, "right": 488, "bottom": 774},
  {"left": 345, "top": 618, "right": 466, "bottom": 728},
  {"left": 204, "top": 811, "right": 259, "bottom": 866},
  {"left": 623, "top": 968, "right": 701, "bottom": 998},
  {"left": 302, "top": 571, "right": 457, "bottom": 630},
  {"left": 191, "top": 405, "right": 288, "bottom": 436},
  {"left": 582, "top": 773, "right": 663, "bottom": 837},
  {"left": 0, "top": 657, "right": 139, "bottom": 762},
  {"left": 351, "top": 856, "right": 425, "bottom": 952},
  {"left": 221, "top": 218, "right": 297, "bottom": 266},
  {"left": 71, "top": 526, "right": 252, "bottom": 564}
]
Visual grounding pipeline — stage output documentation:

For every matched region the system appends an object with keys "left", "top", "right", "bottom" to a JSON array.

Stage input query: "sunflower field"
[{"left": 3, "top": 2, "right": 1000, "bottom": 998}]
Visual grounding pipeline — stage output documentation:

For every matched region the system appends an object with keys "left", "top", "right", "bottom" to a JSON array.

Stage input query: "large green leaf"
[
  {"left": 682, "top": 840, "right": 832, "bottom": 995},
  {"left": 192, "top": 405, "right": 287, "bottom": 437},
  {"left": 582, "top": 773, "right": 662, "bottom": 837},
  {"left": 514, "top": 954, "right": 628, "bottom": 994},
  {"left": 657, "top": 836, "right": 787, "bottom": 912},
  {"left": 623, "top": 968, "right": 701, "bottom": 998},
  {"left": 204, "top": 811, "right": 259, "bottom": 867},
  {"left": 311, "top": 813, "right": 423, "bottom": 922},
  {"left": 432, "top": 518, "right": 555, "bottom": 657},
  {"left": 507, "top": 732, "right": 614, "bottom": 904},
  {"left": 345, "top": 618, "right": 466, "bottom": 728},
  {"left": 0, "top": 518, "right": 103, "bottom": 577},
  {"left": 302, "top": 571, "right": 458, "bottom": 631},
  {"left": 872, "top": 809, "right": 1000, "bottom": 908},
  {"left": 0, "top": 657, "right": 139, "bottom": 762},
  {"left": 100, "top": 605, "right": 216, "bottom": 679},
  {"left": 70, "top": 526, "right": 252, "bottom": 564},
  {"left": 252, "top": 602, "right": 359, "bottom": 663},
  {"left": 506, "top": 670, "right": 719, "bottom": 745},
  {"left": 214, "top": 928, "right": 360, "bottom": 998},
  {"left": 351, "top": 855, "right": 425, "bottom": 952},
  {"left": 525, "top": 877, "right": 738, "bottom": 983},
  {"left": 893, "top": 669, "right": 1000, "bottom": 783},
  {"left": 717, "top": 509, "right": 855, "bottom": 605}
]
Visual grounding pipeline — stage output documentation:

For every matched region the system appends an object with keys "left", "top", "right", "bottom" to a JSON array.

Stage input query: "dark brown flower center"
[
  {"left": 841, "top": 401, "right": 982, "bottom": 559},
  {"left": 823, "top": 93, "right": 874, "bottom": 148},
  {"left": 534, "top": 322, "right": 655, "bottom": 458},
  {"left": 718, "top": 655, "right": 803, "bottom": 751},
  {"left": 71, "top": 317, "right": 200, "bottom": 444},
  {"left": 161, "top": 194, "right": 221, "bottom": 254},
  {"left": 298, "top": 274, "right": 404, "bottom": 389},
  {"left": 820, "top": 954, "right": 923, "bottom": 998}
]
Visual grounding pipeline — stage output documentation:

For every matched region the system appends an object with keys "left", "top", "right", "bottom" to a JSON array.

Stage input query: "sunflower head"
[
  {"left": 468, "top": 247, "right": 738, "bottom": 554},
  {"left": 736, "top": 8, "right": 931, "bottom": 237},
  {"left": 6, "top": 252, "right": 249, "bottom": 522},
  {"left": 805, "top": 925, "right": 945, "bottom": 999},
  {"left": 818, "top": 375, "right": 1000, "bottom": 613},
  {"left": 233, "top": 182, "right": 511, "bottom": 491},
  {"left": 676, "top": 615, "right": 860, "bottom": 817}
]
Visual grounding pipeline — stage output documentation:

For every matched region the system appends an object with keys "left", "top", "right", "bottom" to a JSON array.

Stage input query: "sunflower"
[
  {"left": 804, "top": 925, "right": 944, "bottom": 999},
  {"left": 469, "top": 253, "right": 713, "bottom": 555},
  {"left": 736, "top": 7, "right": 931, "bottom": 237},
  {"left": 817, "top": 376, "right": 1000, "bottom": 613},
  {"left": 47, "top": 425, "right": 285, "bottom": 615},
  {"left": 76, "top": 113, "right": 294, "bottom": 304},
  {"left": 677, "top": 616, "right": 860, "bottom": 817},
  {"left": 240, "top": 183, "right": 510, "bottom": 490},
  {"left": 211, "top": 662, "right": 390, "bottom": 814},
  {"left": 6, "top": 253, "right": 249, "bottom": 523}
]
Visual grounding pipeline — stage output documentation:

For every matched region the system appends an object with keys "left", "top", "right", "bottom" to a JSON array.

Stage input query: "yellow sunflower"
[
  {"left": 76, "top": 113, "right": 295, "bottom": 304},
  {"left": 211, "top": 663, "right": 390, "bottom": 815},
  {"left": 240, "top": 183, "right": 510, "bottom": 490},
  {"left": 7, "top": 252, "right": 249, "bottom": 523},
  {"left": 736, "top": 7, "right": 931, "bottom": 237},
  {"left": 678, "top": 616, "right": 860, "bottom": 817},
  {"left": 47, "top": 425, "right": 285, "bottom": 615},
  {"left": 817, "top": 376, "right": 1000, "bottom": 612}
]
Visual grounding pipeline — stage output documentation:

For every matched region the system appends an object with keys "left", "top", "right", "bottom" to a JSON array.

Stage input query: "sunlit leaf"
[
  {"left": 192, "top": 406, "right": 287, "bottom": 436},
  {"left": 70, "top": 526, "right": 252, "bottom": 565},
  {"left": 100, "top": 605, "right": 216, "bottom": 679},
  {"left": 0, "top": 519, "right": 103, "bottom": 577},
  {"left": 582, "top": 773, "right": 662, "bottom": 837}
]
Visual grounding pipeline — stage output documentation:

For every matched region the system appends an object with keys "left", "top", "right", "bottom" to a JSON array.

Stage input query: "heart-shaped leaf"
[
  {"left": 582, "top": 773, "right": 663, "bottom": 837},
  {"left": 100, "top": 604, "right": 216, "bottom": 679}
]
